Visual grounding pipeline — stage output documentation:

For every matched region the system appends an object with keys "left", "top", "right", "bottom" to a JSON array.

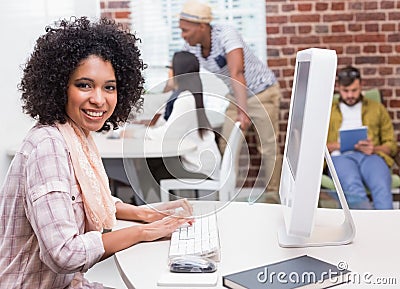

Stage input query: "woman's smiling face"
[{"left": 66, "top": 55, "right": 117, "bottom": 135}]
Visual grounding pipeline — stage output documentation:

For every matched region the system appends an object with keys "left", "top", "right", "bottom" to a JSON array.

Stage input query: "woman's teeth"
[{"left": 85, "top": 110, "right": 104, "bottom": 117}]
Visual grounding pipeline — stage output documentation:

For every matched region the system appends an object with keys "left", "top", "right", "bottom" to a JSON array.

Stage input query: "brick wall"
[
  {"left": 266, "top": 0, "right": 400, "bottom": 152},
  {"left": 100, "top": 0, "right": 130, "bottom": 27},
  {"left": 100, "top": 0, "right": 400, "bottom": 186}
]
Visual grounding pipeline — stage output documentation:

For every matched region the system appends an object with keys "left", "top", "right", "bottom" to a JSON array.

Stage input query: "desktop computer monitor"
[{"left": 278, "top": 48, "right": 355, "bottom": 248}]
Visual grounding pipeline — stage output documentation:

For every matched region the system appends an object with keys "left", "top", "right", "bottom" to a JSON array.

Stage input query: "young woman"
[
  {"left": 0, "top": 17, "right": 192, "bottom": 288},
  {"left": 146, "top": 51, "right": 222, "bottom": 183}
]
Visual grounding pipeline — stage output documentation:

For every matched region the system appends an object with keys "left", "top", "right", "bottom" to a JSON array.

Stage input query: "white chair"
[{"left": 160, "top": 122, "right": 242, "bottom": 202}]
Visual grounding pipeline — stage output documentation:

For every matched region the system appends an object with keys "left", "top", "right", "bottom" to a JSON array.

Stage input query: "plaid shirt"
[{"left": 0, "top": 125, "right": 105, "bottom": 289}]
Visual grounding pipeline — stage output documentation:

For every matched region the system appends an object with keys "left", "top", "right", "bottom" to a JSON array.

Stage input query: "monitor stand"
[{"left": 278, "top": 147, "right": 356, "bottom": 248}]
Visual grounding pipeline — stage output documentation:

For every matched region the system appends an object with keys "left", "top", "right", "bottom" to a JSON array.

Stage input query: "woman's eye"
[
  {"left": 75, "top": 82, "right": 91, "bottom": 89},
  {"left": 105, "top": 85, "right": 117, "bottom": 92}
]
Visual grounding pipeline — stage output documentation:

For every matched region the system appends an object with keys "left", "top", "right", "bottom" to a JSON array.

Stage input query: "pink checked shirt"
[{"left": 0, "top": 125, "right": 105, "bottom": 288}]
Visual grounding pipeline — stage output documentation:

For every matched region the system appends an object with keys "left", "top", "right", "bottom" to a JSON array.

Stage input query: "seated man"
[{"left": 326, "top": 66, "right": 397, "bottom": 209}]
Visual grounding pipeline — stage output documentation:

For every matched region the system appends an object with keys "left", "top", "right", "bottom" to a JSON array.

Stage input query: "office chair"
[
  {"left": 321, "top": 88, "right": 400, "bottom": 208},
  {"left": 160, "top": 122, "right": 243, "bottom": 202}
]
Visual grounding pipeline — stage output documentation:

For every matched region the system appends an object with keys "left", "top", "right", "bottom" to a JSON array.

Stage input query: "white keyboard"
[{"left": 168, "top": 213, "right": 221, "bottom": 261}]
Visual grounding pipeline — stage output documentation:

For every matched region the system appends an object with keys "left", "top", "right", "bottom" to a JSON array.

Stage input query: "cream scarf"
[{"left": 57, "top": 120, "right": 116, "bottom": 231}]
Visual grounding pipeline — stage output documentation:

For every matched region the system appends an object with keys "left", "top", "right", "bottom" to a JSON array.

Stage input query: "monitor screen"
[{"left": 286, "top": 61, "right": 310, "bottom": 180}]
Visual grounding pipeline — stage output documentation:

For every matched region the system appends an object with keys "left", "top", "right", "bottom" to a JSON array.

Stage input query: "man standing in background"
[{"left": 178, "top": 0, "right": 282, "bottom": 197}]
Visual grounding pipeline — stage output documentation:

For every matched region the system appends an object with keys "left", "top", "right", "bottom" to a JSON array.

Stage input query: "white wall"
[{"left": 0, "top": 0, "right": 100, "bottom": 183}]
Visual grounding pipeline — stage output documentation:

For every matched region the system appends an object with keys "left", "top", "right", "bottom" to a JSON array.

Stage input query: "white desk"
[
  {"left": 92, "top": 132, "right": 197, "bottom": 204},
  {"left": 93, "top": 133, "right": 197, "bottom": 158},
  {"left": 113, "top": 201, "right": 400, "bottom": 288}
]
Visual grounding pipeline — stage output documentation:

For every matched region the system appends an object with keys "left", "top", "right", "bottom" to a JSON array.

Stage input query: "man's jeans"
[{"left": 329, "top": 151, "right": 392, "bottom": 209}]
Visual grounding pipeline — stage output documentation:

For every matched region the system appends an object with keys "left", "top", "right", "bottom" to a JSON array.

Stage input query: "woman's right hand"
[{"left": 101, "top": 213, "right": 191, "bottom": 259}]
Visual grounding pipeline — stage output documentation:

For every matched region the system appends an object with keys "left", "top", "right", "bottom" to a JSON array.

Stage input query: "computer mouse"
[{"left": 169, "top": 255, "right": 217, "bottom": 273}]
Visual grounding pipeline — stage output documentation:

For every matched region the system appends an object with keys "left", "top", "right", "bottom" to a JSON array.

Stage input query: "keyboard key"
[{"left": 168, "top": 213, "right": 220, "bottom": 260}]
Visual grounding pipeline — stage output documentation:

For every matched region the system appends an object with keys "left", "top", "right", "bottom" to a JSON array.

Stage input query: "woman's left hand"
[{"left": 141, "top": 199, "right": 193, "bottom": 223}]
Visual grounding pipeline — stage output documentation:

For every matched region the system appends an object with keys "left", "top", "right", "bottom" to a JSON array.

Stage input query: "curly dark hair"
[{"left": 20, "top": 16, "right": 145, "bottom": 131}]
